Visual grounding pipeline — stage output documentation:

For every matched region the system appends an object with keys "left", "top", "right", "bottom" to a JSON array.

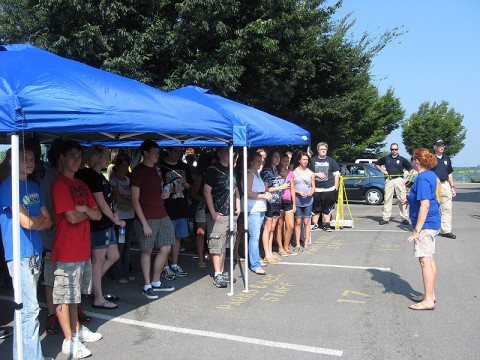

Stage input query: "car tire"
[{"left": 365, "top": 188, "right": 383, "bottom": 205}]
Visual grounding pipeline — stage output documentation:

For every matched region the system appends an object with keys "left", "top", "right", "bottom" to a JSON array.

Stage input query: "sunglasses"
[{"left": 390, "top": 148, "right": 398, "bottom": 151}]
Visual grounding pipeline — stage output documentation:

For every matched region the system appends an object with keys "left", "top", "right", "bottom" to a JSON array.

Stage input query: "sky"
[{"left": 327, "top": 0, "right": 480, "bottom": 167}]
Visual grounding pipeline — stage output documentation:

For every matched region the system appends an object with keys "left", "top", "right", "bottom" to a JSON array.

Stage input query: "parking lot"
[{"left": 1, "top": 183, "right": 479, "bottom": 360}]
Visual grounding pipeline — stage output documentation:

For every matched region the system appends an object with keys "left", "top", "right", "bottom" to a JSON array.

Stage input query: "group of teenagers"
[{"left": 0, "top": 136, "right": 453, "bottom": 359}]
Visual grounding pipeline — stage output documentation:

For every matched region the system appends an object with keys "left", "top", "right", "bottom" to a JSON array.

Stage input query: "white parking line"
[
  {"left": 278, "top": 262, "right": 391, "bottom": 271},
  {"left": 94, "top": 313, "right": 344, "bottom": 356},
  {"left": 0, "top": 295, "right": 343, "bottom": 357}
]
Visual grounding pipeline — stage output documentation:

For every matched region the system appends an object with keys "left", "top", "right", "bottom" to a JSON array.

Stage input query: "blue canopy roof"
[
  {"left": 0, "top": 44, "right": 233, "bottom": 144},
  {"left": 170, "top": 86, "right": 310, "bottom": 147}
]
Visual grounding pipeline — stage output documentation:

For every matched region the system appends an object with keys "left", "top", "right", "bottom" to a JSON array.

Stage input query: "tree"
[
  {"left": 0, "top": 0, "right": 404, "bottom": 158},
  {"left": 401, "top": 101, "right": 466, "bottom": 157}
]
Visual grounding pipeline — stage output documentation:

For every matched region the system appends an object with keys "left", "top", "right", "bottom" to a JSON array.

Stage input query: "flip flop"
[
  {"left": 104, "top": 294, "right": 120, "bottom": 301},
  {"left": 253, "top": 269, "right": 266, "bottom": 275},
  {"left": 92, "top": 301, "right": 118, "bottom": 310},
  {"left": 409, "top": 301, "right": 435, "bottom": 311}
]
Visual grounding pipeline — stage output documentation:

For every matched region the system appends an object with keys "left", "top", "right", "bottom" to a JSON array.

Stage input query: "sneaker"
[
  {"left": 171, "top": 265, "right": 188, "bottom": 277},
  {"left": 213, "top": 274, "right": 227, "bottom": 288},
  {"left": 441, "top": 232, "right": 456, "bottom": 239},
  {"left": 77, "top": 306, "right": 92, "bottom": 324},
  {"left": 222, "top": 271, "right": 236, "bottom": 284},
  {"left": 151, "top": 283, "right": 175, "bottom": 292},
  {"left": 46, "top": 313, "right": 59, "bottom": 335},
  {"left": 62, "top": 338, "right": 92, "bottom": 358},
  {"left": 401, "top": 219, "right": 410, "bottom": 225},
  {"left": 323, "top": 223, "right": 332, "bottom": 232},
  {"left": 379, "top": 220, "right": 389, "bottom": 225},
  {"left": 75, "top": 325, "right": 102, "bottom": 343},
  {"left": 142, "top": 287, "right": 159, "bottom": 299},
  {"left": 161, "top": 267, "right": 176, "bottom": 281},
  {"left": 311, "top": 224, "right": 320, "bottom": 231}
]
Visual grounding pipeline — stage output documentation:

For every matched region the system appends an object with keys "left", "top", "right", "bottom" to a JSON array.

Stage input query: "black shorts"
[
  {"left": 312, "top": 191, "right": 337, "bottom": 215},
  {"left": 281, "top": 200, "right": 294, "bottom": 212},
  {"left": 265, "top": 203, "right": 282, "bottom": 218}
]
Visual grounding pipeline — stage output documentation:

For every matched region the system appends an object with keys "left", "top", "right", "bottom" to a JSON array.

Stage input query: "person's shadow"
[{"left": 368, "top": 268, "right": 421, "bottom": 300}]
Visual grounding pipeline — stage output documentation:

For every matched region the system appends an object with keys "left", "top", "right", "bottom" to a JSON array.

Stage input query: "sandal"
[
  {"left": 409, "top": 301, "right": 435, "bottom": 311},
  {"left": 197, "top": 260, "right": 207, "bottom": 268},
  {"left": 279, "top": 251, "right": 289, "bottom": 257},
  {"left": 411, "top": 294, "right": 436, "bottom": 303},
  {"left": 253, "top": 269, "right": 266, "bottom": 275},
  {"left": 92, "top": 301, "right": 118, "bottom": 310}
]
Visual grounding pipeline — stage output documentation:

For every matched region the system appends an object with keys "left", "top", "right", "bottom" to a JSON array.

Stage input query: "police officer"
[
  {"left": 432, "top": 139, "right": 456, "bottom": 239},
  {"left": 375, "top": 143, "right": 414, "bottom": 225}
]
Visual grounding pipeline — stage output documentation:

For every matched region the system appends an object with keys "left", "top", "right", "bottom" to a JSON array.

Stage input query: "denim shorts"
[
  {"left": 294, "top": 204, "right": 313, "bottom": 219},
  {"left": 91, "top": 227, "right": 117, "bottom": 249},
  {"left": 171, "top": 218, "right": 189, "bottom": 238}
]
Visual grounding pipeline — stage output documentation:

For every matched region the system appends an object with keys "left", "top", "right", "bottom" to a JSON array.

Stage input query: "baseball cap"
[{"left": 434, "top": 139, "right": 445, "bottom": 146}]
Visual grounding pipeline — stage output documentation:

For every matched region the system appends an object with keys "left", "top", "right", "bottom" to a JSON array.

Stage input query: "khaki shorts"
[
  {"left": 135, "top": 217, "right": 175, "bottom": 251},
  {"left": 414, "top": 229, "right": 439, "bottom": 258},
  {"left": 206, "top": 214, "right": 237, "bottom": 255},
  {"left": 53, "top": 261, "right": 91, "bottom": 304}
]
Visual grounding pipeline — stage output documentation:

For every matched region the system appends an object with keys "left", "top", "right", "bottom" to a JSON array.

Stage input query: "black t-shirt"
[
  {"left": 432, "top": 154, "right": 453, "bottom": 181},
  {"left": 160, "top": 160, "right": 193, "bottom": 219},
  {"left": 375, "top": 155, "right": 412, "bottom": 176},
  {"left": 76, "top": 167, "right": 114, "bottom": 230},
  {"left": 310, "top": 156, "right": 340, "bottom": 189},
  {"left": 204, "top": 163, "right": 237, "bottom": 215}
]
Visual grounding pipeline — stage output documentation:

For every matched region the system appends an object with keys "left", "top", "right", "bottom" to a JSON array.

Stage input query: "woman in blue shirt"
[{"left": 404, "top": 148, "right": 441, "bottom": 311}]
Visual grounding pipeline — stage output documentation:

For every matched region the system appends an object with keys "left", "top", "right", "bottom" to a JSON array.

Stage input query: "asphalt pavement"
[{"left": 1, "top": 183, "right": 479, "bottom": 360}]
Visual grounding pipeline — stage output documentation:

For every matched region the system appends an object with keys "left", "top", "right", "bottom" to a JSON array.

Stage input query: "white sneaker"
[
  {"left": 75, "top": 325, "right": 103, "bottom": 342},
  {"left": 62, "top": 338, "right": 92, "bottom": 358}
]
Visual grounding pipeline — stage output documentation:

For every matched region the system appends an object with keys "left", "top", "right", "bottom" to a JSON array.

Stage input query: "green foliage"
[
  {"left": 401, "top": 101, "right": 466, "bottom": 157},
  {"left": 1, "top": 0, "right": 406, "bottom": 158}
]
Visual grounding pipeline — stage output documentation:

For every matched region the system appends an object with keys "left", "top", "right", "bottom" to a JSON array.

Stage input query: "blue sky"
[{"left": 328, "top": 0, "right": 479, "bottom": 167}]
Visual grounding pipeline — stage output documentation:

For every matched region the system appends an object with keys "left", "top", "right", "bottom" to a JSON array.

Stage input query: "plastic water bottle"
[{"left": 118, "top": 226, "right": 126, "bottom": 244}]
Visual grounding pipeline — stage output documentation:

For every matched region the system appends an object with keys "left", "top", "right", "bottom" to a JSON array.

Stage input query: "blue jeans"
[
  {"left": 248, "top": 211, "right": 265, "bottom": 271},
  {"left": 112, "top": 219, "right": 134, "bottom": 280},
  {"left": 7, "top": 256, "right": 44, "bottom": 360}
]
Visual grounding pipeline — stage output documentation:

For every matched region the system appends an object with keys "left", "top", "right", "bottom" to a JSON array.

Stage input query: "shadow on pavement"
[{"left": 367, "top": 268, "right": 421, "bottom": 301}]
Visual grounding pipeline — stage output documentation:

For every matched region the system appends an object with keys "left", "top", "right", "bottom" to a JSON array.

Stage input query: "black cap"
[{"left": 434, "top": 139, "right": 445, "bottom": 146}]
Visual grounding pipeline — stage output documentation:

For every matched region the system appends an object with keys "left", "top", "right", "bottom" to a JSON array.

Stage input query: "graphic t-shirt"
[
  {"left": 0, "top": 178, "right": 44, "bottom": 261},
  {"left": 204, "top": 163, "right": 237, "bottom": 215},
  {"left": 406, "top": 170, "right": 441, "bottom": 230},
  {"left": 160, "top": 160, "right": 193, "bottom": 219},
  {"left": 260, "top": 167, "right": 284, "bottom": 205},
  {"left": 311, "top": 156, "right": 340, "bottom": 190}
]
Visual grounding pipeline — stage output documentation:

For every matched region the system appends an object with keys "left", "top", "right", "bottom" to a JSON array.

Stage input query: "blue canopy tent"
[
  {"left": 0, "top": 44, "right": 236, "bottom": 358},
  {"left": 170, "top": 85, "right": 310, "bottom": 147},
  {"left": 0, "top": 44, "right": 233, "bottom": 144},
  {"left": 170, "top": 85, "right": 311, "bottom": 293}
]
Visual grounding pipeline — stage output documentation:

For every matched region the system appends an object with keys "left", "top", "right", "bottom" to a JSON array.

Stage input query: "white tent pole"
[
  {"left": 11, "top": 135, "right": 24, "bottom": 359},
  {"left": 242, "top": 146, "right": 249, "bottom": 292},
  {"left": 227, "top": 144, "right": 235, "bottom": 296}
]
